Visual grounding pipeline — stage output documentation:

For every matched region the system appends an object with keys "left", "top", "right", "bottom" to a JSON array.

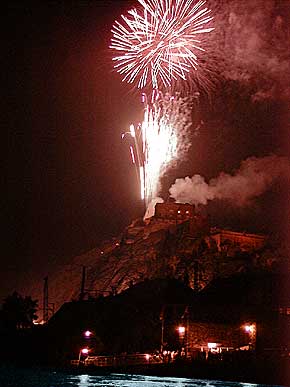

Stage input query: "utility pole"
[
  {"left": 193, "top": 260, "right": 199, "bottom": 292},
  {"left": 79, "top": 266, "right": 86, "bottom": 301},
  {"left": 43, "top": 276, "right": 49, "bottom": 323},
  {"left": 160, "top": 306, "right": 165, "bottom": 354},
  {"left": 186, "top": 306, "right": 189, "bottom": 359}
]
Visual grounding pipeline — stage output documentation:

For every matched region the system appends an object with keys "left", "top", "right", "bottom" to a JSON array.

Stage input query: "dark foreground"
[{"left": 0, "top": 366, "right": 284, "bottom": 387}]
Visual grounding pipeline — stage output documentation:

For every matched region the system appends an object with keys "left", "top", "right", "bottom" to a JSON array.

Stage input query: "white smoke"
[
  {"left": 210, "top": 0, "right": 290, "bottom": 100},
  {"left": 169, "top": 155, "right": 290, "bottom": 207}
]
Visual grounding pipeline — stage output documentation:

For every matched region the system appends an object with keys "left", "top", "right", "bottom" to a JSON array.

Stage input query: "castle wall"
[
  {"left": 155, "top": 202, "right": 194, "bottom": 220},
  {"left": 211, "top": 230, "right": 266, "bottom": 251}
]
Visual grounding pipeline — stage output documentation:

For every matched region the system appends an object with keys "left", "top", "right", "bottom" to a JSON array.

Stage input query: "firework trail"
[
  {"left": 110, "top": 0, "right": 214, "bottom": 91},
  {"left": 113, "top": 0, "right": 214, "bottom": 213},
  {"left": 123, "top": 92, "right": 194, "bottom": 206}
]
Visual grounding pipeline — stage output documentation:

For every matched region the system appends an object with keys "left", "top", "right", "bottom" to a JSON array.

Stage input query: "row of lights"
[
  {"left": 176, "top": 324, "right": 256, "bottom": 350},
  {"left": 78, "top": 324, "right": 256, "bottom": 361}
]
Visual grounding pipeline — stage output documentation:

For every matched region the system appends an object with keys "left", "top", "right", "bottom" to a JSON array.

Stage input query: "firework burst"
[{"left": 110, "top": 0, "right": 214, "bottom": 91}]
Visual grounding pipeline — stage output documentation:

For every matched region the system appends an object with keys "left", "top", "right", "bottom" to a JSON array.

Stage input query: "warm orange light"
[
  {"left": 244, "top": 324, "right": 255, "bottom": 333},
  {"left": 145, "top": 354, "right": 150, "bottom": 360},
  {"left": 208, "top": 342, "right": 217, "bottom": 349},
  {"left": 84, "top": 330, "right": 92, "bottom": 338},
  {"left": 178, "top": 326, "right": 185, "bottom": 335},
  {"left": 81, "top": 348, "right": 89, "bottom": 354}
]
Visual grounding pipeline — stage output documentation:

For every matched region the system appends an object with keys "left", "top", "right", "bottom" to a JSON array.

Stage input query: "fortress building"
[
  {"left": 154, "top": 202, "right": 266, "bottom": 251},
  {"left": 210, "top": 229, "right": 266, "bottom": 252}
]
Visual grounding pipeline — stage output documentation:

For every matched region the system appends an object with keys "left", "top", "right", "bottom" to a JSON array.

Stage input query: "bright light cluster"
[
  {"left": 124, "top": 92, "right": 193, "bottom": 205},
  {"left": 110, "top": 0, "right": 214, "bottom": 90}
]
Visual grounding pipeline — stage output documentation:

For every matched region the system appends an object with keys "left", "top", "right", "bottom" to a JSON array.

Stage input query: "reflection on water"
[
  {"left": 76, "top": 374, "right": 90, "bottom": 386},
  {"left": 68, "top": 373, "right": 277, "bottom": 387},
  {"left": 0, "top": 367, "right": 281, "bottom": 387}
]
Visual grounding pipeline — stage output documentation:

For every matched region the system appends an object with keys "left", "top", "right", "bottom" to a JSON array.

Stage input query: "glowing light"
[
  {"left": 81, "top": 348, "right": 89, "bottom": 354},
  {"left": 110, "top": 0, "right": 214, "bottom": 90},
  {"left": 178, "top": 326, "right": 186, "bottom": 334},
  {"left": 140, "top": 166, "right": 145, "bottom": 200},
  {"left": 145, "top": 354, "right": 150, "bottom": 360},
  {"left": 130, "top": 145, "right": 136, "bottom": 164},
  {"left": 141, "top": 92, "right": 193, "bottom": 205},
  {"left": 123, "top": 92, "right": 193, "bottom": 207},
  {"left": 78, "top": 375, "right": 90, "bottom": 386},
  {"left": 84, "top": 330, "right": 92, "bottom": 338},
  {"left": 208, "top": 342, "right": 217, "bottom": 349},
  {"left": 244, "top": 324, "right": 255, "bottom": 333},
  {"left": 130, "top": 124, "right": 136, "bottom": 138}
]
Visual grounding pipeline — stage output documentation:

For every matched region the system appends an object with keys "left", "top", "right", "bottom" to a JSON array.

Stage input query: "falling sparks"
[
  {"left": 124, "top": 92, "right": 193, "bottom": 205},
  {"left": 110, "top": 0, "right": 214, "bottom": 90},
  {"left": 113, "top": 0, "right": 214, "bottom": 212},
  {"left": 129, "top": 145, "right": 136, "bottom": 164}
]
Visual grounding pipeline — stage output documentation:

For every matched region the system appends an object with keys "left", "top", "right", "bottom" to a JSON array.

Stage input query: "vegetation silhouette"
[{"left": 1, "top": 291, "right": 38, "bottom": 331}]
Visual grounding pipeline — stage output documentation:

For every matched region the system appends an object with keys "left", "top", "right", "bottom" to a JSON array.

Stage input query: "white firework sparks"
[
  {"left": 124, "top": 92, "right": 194, "bottom": 206},
  {"left": 110, "top": 0, "right": 214, "bottom": 90}
]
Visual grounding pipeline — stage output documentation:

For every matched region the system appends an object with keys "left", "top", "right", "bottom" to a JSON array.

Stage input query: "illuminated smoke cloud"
[
  {"left": 211, "top": 0, "right": 290, "bottom": 100},
  {"left": 169, "top": 155, "right": 290, "bottom": 206}
]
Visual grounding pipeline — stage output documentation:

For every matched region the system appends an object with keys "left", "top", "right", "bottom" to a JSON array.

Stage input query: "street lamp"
[
  {"left": 177, "top": 326, "right": 186, "bottom": 356},
  {"left": 178, "top": 326, "right": 185, "bottom": 336},
  {"left": 145, "top": 354, "right": 150, "bottom": 364},
  {"left": 243, "top": 323, "right": 256, "bottom": 350},
  {"left": 78, "top": 348, "right": 89, "bottom": 363},
  {"left": 244, "top": 324, "right": 255, "bottom": 333}
]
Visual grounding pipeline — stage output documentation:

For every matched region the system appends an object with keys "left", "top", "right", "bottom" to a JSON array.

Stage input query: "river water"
[{"left": 0, "top": 368, "right": 282, "bottom": 387}]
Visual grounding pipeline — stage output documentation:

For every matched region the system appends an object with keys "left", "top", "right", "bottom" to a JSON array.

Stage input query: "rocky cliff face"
[{"left": 32, "top": 210, "right": 285, "bottom": 319}]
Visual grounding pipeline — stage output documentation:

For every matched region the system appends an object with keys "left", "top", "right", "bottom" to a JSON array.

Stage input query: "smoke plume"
[
  {"left": 169, "top": 155, "right": 290, "bottom": 207},
  {"left": 210, "top": 0, "right": 290, "bottom": 100}
]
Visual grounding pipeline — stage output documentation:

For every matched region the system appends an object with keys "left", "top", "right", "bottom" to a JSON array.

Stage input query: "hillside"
[{"left": 28, "top": 203, "right": 285, "bottom": 318}]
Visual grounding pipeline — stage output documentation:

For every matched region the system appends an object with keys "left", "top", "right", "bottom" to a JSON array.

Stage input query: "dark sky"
[{"left": 3, "top": 0, "right": 290, "bottom": 301}]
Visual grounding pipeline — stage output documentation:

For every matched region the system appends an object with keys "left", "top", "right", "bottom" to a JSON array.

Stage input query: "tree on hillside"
[{"left": 1, "top": 291, "right": 38, "bottom": 330}]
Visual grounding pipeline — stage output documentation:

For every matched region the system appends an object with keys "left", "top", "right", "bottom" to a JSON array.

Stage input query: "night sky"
[{"left": 3, "top": 0, "right": 290, "bottom": 301}]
